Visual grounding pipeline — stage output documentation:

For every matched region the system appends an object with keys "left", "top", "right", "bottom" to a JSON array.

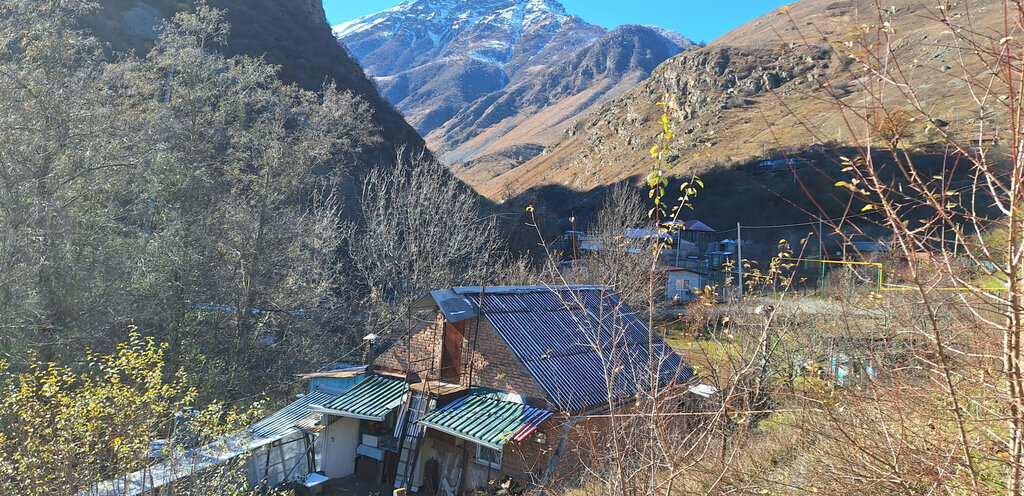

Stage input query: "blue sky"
[{"left": 322, "top": 0, "right": 794, "bottom": 44}]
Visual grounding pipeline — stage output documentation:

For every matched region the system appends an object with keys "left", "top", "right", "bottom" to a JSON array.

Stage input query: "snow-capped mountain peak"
[
  {"left": 332, "top": 0, "right": 567, "bottom": 40},
  {"left": 331, "top": 0, "right": 693, "bottom": 168},
  {"left": 333, "top": 0, "right": 598, "bottom": 93}
]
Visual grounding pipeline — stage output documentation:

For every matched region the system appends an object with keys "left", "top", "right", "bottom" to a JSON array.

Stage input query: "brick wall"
[
  {"left": 542, "top": 405, "right": 656, "bottom": 490},
  {"left": 554, "top": 416, "right": 609, "bottom": 486},
  {"left": 463, "top": 317, "right": 549, "bottom": 404},
  {"left": 502, "top": 419, "right": 559, "bottom": 483},
  {"left": 373, "top": 314, "right": 444, "bottom": 379},
  {"left": 500, "top": 416, "right": 610, "bottom": 490},
  {"left": 374, "top": 312, "right": 550, "bottom": 406}
]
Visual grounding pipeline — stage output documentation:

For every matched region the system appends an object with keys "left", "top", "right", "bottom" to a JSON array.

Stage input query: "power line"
[{"left": 709, "top": 210, "right": 874, "bottom": 234}]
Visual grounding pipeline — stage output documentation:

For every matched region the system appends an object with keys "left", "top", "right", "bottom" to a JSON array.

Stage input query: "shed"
[
  {"left": 81, "top": 385, "right": 350, "bottom": 496},
  {"left": 663, "top": 267, "right": 707, "bottom": 302},
  {"left": 308, "top": 374, "right": 411, "bottom": 481}
]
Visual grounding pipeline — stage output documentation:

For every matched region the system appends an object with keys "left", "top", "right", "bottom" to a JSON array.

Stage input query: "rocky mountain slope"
[
  {"left": 333, "top": 0, "right": 692, "bottom": 173},
  {"left": 84, "top": 0, "right": 426, "bottom": 167},
  {"left": 481, "top": 0, "right": 1005, "bottom": 200},
  {"left": 439, "top": 24, "right": 693, "bottom": 185}
]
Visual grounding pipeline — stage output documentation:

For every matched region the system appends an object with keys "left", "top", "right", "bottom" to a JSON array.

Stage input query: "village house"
[
  {"left": 85, "top": 286, "right": 694, "bottom": 496},
  {"left": 664, "top": 219, "right": 716, "bottom": 253},
  {"left": 310, "top": 285, "right": 694, "bottom": 494},
  {"left": 553, "top": 219, "right": 722, "bottom": 301},
  {"left": 553, "top": 219, "right": 715, "bottom": 268},
  {"left": 664, "top": 267, "right": 708, "bottom": 302}
]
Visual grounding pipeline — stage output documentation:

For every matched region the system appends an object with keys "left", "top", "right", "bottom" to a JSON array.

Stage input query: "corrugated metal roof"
[
  {"left": 300, "top": 365, "right": 367, "bottom": 379},
  {"left": 452, "top": 285, "right": 607, "bottom": 295},
  {"left": 82, "top": 391, "right": 339, "bottom": 496},
  {"left": 248, "top": 390, "right": 336, "bottom": 439},
  {"left": 418, "top": 389, "right": 553, "bottom": 450},
  {"left": 682, "top": 220, "right": 715, "bottom": 232},
  {"left": 311, "top": 375, "right": 408, "bottom": 421},
  {"left": 459, "top": 286, "right": 692, "bottom": 412}
]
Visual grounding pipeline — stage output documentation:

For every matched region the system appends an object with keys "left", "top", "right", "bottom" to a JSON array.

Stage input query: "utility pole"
[
  {"left": 737, "top": 222, "right": 743, "bottom": 300},
  {"left": 819, "top": 217, "right": 825, "bottom": 296},
  {"left": 950, "top": 223, "right": 958, "bottom": 256},
  {"left": 674, "top": 225, "right": 680, "bottom": 267}
]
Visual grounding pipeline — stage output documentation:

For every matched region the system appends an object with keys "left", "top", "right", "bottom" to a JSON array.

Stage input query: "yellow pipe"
[{"left": 776, "top": 257, "right": 1004, "bottom": 292}]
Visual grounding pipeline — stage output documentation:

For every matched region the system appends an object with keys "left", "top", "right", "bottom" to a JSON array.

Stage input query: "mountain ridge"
[
  {"left": 333, "top": 0, "right": 692, "bottom": 169},
  {"left": 480, "top": 0, "right": 1006, "bottom": 200},
  {"left": 437, "top": 23, "right": 692, "bottom": 185},
  {"left": 335, "top": 0, "right": 607, "bottom": 137}
]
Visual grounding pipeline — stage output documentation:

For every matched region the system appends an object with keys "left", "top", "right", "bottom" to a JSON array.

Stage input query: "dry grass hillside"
[
  {"left": 479, "top": 0, "right": 1006, "bottom": 201},
  {"left": 431, "top": 24, "right": 691, "bottom": 186}
]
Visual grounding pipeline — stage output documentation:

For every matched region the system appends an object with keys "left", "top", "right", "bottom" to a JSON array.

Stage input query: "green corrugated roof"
[
  {"left": 311, "top": 375, "right": 408, "bottom": 420},
  {"left": 249, "top": 390, "right": 338, "bottom": 440},
  {"left": 417, "top": 389, "right": 554, "bottom": 450}
]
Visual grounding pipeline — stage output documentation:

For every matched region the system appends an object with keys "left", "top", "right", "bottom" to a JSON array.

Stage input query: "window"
[{"left": 476, "top": 444, "right": 502, "bottom": 469}]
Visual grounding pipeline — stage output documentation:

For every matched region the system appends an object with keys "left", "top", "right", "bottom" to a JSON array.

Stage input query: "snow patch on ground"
[
  {"left": 468, "top": 52, "right": 506, "bottom": 64},
  {"left": 332, "top": 15, "right": 390, "bottom": 38}
]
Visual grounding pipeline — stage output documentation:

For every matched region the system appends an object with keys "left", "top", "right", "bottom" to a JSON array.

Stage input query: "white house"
[{"left": 665, "top": 267, "right": 706, "bottom": 302}]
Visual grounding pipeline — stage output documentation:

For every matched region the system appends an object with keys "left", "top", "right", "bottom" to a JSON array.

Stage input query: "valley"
[{"left": 1, "top": 0, "right": 1022, "bottom": 494}]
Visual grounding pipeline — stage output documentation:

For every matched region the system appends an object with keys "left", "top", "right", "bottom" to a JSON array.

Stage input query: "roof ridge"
[{"left": 451, "top": 285, "right": 610, "bottom": 295}]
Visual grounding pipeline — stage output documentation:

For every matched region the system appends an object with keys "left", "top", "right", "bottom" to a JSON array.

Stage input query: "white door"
[{"left": 323, "top": 417, "right": 360, "bottom": 478}]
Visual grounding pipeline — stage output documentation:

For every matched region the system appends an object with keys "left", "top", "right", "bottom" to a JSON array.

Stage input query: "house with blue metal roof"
[
  {"left": 87, "top": 287, "right": 694, "bottom": 496},
  {"left": 354, "top": 285, "right": 694, "bottom": 494}
]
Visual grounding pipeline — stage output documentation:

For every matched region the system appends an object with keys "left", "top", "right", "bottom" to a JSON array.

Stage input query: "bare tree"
[
  {"left": 342, "top": 148, "right": 497, "bottom": 341},
  {"left": 0, "top": 0, "right": 143, "bottom": 353},
  {"left": 572, "top": 183, "right": 662, "bottom": 308},
  {"left": 728, "top": 1, "right": 1024, "bottom": 492}
]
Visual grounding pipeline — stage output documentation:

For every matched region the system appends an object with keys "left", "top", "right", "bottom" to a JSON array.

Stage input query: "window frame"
[{"left": 475, "top": 443, "right": 502, "bottom": 469}]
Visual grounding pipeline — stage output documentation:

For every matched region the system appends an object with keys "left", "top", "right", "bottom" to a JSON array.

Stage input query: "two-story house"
[
  {"left": 87, "top": 286, "right": 695, "bottom": 496},
  {"left": 311, "top": 285, "right": 693, "bottom": 494}
]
